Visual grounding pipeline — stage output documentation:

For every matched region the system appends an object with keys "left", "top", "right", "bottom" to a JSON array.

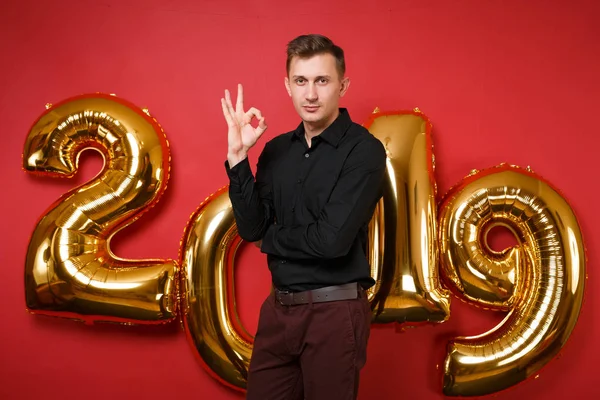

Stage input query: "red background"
[{"left": 1, "top": 0, "right": 599, "bottom": 398}]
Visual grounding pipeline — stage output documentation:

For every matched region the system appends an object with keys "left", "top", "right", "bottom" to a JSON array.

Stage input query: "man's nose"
[{"left": 306, "top": 83, "right": 318, "bottom": 101}]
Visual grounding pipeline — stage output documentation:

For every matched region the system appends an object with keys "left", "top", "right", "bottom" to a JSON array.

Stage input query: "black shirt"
[{"left": 225, "top": 108, "right": 387, "bottom": 292}]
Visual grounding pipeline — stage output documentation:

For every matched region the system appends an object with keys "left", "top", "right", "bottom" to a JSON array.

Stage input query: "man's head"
[{"left": 285, "top": 34, "right": 350, "bottom": 131}]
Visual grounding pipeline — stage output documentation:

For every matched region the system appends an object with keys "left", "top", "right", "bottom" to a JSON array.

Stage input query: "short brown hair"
[{"left": 286, "top": 34, "right": 346, "bottom": 77}]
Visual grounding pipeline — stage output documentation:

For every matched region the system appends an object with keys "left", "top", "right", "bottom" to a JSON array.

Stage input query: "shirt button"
[
  {"left": 297, "top": 178, "right": 302, "bottom": 183},
  {"left": 291, "top": 207, "right": 295, "bottom": 212},
  {"left": 304, "top": 153, "right": 310, "bottom": 158}
]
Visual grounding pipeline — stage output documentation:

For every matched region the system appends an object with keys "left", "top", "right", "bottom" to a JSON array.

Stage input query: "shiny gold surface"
[
  {"left": 180, "top": 186, "right": 253, "bottom": 391},
  {"left": 22, "top": 97, "right": 586, "bottom": 396},
  {"left": 23, "top": 93, "right": 178, "bottom": 324},
  {"left": 438, "top": 164, "right": 586, "bottom": 396},
  {"left": 364, "top": 110, "right": 451, "bottom": 324}
]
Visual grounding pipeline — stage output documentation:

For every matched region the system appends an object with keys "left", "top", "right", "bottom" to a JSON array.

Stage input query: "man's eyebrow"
[{"left": 291, "top": 75, "right": 331, "bottom": 80}]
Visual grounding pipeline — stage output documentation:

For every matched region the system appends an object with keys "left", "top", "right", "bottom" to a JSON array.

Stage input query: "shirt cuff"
[
  {"left": 260, "top": 224, "right": 277, "bottom": 254},
  {"left": 224, "top": 157, "right": 252, "bottom": 186}
]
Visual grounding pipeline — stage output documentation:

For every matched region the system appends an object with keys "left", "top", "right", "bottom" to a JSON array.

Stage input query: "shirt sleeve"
[
  {"left": 225, "top": 143, "right": 274, "bottom": 242},
  {"left": 260, "top": 137, "right": 386, "bottom": 259}
]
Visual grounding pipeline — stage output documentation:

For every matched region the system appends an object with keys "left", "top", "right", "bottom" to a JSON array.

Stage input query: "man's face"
[{"left": 285, "top": 53, "right": 350, "bottom": 129}]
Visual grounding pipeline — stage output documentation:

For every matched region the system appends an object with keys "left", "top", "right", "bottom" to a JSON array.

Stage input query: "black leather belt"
[{"left": 275, "top": 282, "right": 362, "bottom": 306}]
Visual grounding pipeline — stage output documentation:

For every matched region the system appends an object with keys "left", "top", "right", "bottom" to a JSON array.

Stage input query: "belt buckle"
[{"left": 276, "top": 290, "right": 291, "bottom": 305}]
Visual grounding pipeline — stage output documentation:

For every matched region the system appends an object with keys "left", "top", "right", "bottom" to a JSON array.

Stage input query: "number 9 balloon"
[{"left": 438, "top": 164, "right": 586, "bottom": 396}]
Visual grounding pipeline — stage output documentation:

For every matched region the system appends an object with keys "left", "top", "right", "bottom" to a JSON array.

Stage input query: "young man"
[{"left": 221, "top": 34, "right": 387, "bottom": 400}]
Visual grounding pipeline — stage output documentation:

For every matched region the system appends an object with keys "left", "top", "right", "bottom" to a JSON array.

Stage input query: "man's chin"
[{"left": 299, "top": 111, "right": 322, "bottom": 123}]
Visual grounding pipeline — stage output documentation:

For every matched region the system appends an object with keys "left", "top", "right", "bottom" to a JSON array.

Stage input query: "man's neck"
[{"left": 303, "top": 109, "right": 340, "bottom": 148}]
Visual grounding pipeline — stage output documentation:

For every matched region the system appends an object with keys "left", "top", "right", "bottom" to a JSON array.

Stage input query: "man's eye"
[
  {"left": 319, "top": 78, "right": 328, "bottom": 83},
  {"left": 295, "top": 79, "right": 305, "bottom": 84}
]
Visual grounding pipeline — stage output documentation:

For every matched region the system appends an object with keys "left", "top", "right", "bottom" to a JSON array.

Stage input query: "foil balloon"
[
  {"left": 438, "top": 164, "right": 586, "bottom": 396},
  {"left": 23, "top": 93, "right": 178, "bottom": 324},
  {"left": 180, "top": 185, "right": 253, "bottom": 392},
  {"left": 363, "top": 108, "right": 451, "bottom": 325}
]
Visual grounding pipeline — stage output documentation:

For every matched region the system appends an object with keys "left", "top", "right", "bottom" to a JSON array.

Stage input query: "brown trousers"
[{"left": 246, "top": 286, "right": 372, "bottom": 400}]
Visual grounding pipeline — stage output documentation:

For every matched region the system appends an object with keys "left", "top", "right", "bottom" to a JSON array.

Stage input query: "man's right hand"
[{"left": 221, "top": 84, "right": 267, "bottom": 168}]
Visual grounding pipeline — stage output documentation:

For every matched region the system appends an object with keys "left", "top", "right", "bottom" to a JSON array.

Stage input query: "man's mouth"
[{"left": 303, "top": 105, "right": 320, "bottom": 112}]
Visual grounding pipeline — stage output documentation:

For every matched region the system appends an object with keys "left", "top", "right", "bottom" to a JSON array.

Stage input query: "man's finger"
[
  {"left": 257, "top": 117, "right": 268, "bottom": 135},
  {"left": 236, "top": 83, "right": 244, "bottom": 114},
  {"left": 221, "top": 98, "right": 235, "bottom": 127},
  {"left": 245, "top": 107, "right": 263, "bottom": 121},
  {"left": 224, "top": 90, "right": 236, "bottom": 120}
]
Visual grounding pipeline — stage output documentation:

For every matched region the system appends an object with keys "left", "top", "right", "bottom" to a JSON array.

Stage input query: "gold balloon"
[
  {"left": 364, "top": 109, "right": 451, "bottom": 324},
  {"left": 179, "top": 186, "right": 252, "bottom": 392},
  {"left": 438, "top": 164, "right": 586, "bottom": 396},
  {"left": 23, "top": 93, "right": 178, "bottom": 324}
]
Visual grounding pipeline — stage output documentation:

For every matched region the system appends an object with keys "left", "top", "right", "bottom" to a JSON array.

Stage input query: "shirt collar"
[{"left": 292, "top": 108, "right": 352, "bottom": 147}]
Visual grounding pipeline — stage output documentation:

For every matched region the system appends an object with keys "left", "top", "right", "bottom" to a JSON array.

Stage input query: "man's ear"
[
  {"left": 340, "top": 77, "right": 351, "bottom": 97},
  {"left": 284, "top": 77, "right": 292, "bottom": 97}
]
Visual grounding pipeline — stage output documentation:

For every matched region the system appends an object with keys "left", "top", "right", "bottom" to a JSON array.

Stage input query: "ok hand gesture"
[{"left": 221, "top": 84, "right": 267, "bottom": 167}]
